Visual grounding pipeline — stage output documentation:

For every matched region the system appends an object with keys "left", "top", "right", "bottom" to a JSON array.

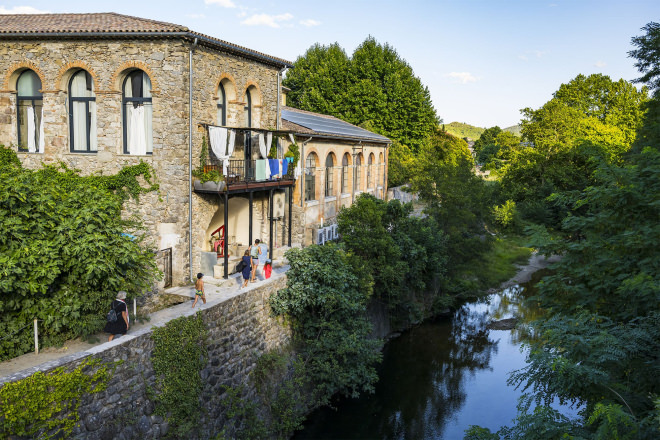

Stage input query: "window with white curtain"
[
  {"left": 69, "top": 70, "right": 96, "bottom": 153},
  {"left": 17, "top": 70, "right": 43, "bottom": 153},
  {"left": 122, "top": 70, "right": 153, "bottom": 155}
]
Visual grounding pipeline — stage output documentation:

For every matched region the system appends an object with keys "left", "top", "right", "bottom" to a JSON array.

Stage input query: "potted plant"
[{"left": 193, "top": 135, "right": 225, "bottom": 191}]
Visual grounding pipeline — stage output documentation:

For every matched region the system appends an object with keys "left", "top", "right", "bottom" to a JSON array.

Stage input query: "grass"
[{"left": 457, "top": 234, "right": 534, "bottom": 294}]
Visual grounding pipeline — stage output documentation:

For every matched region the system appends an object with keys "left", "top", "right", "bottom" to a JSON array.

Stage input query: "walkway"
[{"left": 0, "top": 264, "right": 289, "bottom": 383}]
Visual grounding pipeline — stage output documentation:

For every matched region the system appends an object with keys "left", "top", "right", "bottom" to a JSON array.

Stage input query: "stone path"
[{"left": 0, "top": 264, "right": 288, "bottom": 381}]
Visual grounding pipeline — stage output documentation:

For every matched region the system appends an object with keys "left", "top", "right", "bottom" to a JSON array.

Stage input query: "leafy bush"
[
  {"left": 0, "top": 147, "right": 160, "bottom": 360},
  {"left": 492, "top": 199, "right": 519, "bottom": 230},
  {"left": 269, "top": 244, "right": 382, "bottom": 403}
]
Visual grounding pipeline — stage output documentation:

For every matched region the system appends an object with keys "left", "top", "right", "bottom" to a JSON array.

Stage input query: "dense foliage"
[
  {"left": 468, "top": 22, "right": 660, "bottom": 439},
  {"left": 0, "top": 359, "right": 112, "bottom": 439},
  {"left": 283, "top": 37, "right": 440, "bottom": 185},
  {"left": 494, "top": 73, "right": 648, "bottom": 228},
  {"left": 152, "top": 313, "right": 208, "bottom": 437},
  {"left": 337, "top": 194, "right": 449, "bottom": 321},
  {"left": 0, "top": 147, "right": 160, "bottom": 360},
  {"left": 409, "top": 131, "right": 493, "bottom": 287},
  {"left": 269, "top": 244, "right": 382, "bottom": 403}
]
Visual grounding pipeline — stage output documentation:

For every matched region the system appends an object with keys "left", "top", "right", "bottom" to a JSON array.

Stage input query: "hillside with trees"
[{"left": 444, "top": 122, "right": 485, "bottom": 139}]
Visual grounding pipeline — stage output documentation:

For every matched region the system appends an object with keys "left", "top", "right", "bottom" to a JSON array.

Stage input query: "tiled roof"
[
  {"left": 282, "top": 106, "right": 391, "bottom": 144},
  {"left": 0, "top": 13, "right": 291, "bottom": 67},
  {"left": 0, "top": 13, "right": 186, "bottom": 33}
]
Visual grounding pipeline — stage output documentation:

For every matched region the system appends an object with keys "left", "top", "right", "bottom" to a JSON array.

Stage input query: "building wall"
[
  {"left": 0, "top": 38, "right": 282, "bottom": 285},
  {"left": 284, "top": 138, "right": 388, "bottom": 245}
]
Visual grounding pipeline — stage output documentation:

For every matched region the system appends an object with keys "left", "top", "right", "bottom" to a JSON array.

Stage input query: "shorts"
[
  {"left": 252, "top": 257, "right": 259, "bottom": 262},
  {"left": 195, "top": 289, "right": 204, "bottom": 297}
]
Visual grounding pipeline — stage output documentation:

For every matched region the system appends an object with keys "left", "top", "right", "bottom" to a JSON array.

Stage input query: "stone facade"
[
  {"left": 285, "top": 137, "right": 389, "bottom": 245},
  {"left": 0, "top": 36, "right": 286, "bottom": 286},
  {"left": 0, "top": 274, "right": 291, "bottom": 439}
]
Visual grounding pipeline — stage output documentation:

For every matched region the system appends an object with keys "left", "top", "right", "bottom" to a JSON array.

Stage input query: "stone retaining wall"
[{"left": 1, "top": 274, "right": 291, "bottom": 439}]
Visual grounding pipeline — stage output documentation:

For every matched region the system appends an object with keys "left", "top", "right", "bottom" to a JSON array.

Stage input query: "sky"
[{"left": 2, "top": 0, "right": 658, "bottom": 128}]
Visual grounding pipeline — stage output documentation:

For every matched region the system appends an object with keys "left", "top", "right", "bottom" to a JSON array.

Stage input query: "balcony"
[{"left": 194, "top": 157, "right": 295, "bottom": 194}]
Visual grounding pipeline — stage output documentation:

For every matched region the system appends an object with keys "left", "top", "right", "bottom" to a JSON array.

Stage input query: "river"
[{"left": 295, "top": 276, "right": 576, "bottom": 439}]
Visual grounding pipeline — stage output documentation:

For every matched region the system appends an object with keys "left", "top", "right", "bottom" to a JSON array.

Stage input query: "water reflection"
[{"left": 295, "top": 288, "right": 519, "bottom": 439}]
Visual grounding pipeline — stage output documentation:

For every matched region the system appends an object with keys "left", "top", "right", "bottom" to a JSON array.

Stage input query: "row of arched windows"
[
  {"left": 15, "top": 68, "right": 257, "bottom": 155},
  {"left": 304, "top": 151, "right": 384, "bottom": 201},
  {"left": 16, "top": 68, "right": 153, "bottom": 154}
]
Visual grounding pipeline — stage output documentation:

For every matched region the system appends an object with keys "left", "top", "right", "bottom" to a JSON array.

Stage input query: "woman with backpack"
[{"left": 104, "top": 290, "right": 129, "bottom": 342}]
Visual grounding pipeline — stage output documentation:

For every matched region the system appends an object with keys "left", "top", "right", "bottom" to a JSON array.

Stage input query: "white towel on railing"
[
  {"left": 227, "top": 129, "right": 235, "bottom": 157},
  {"left": 288, "top": 133, "right": 296, "bottom": 145},
  {"left": 209, "top": 126, "right": 230, "bottom": 175}
]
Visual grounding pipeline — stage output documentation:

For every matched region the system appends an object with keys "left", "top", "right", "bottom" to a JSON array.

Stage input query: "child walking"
[{"left": 192, "top": 273, "right": 206, "bottom": 308}]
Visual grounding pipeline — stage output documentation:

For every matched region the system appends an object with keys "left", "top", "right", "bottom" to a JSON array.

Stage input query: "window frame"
[
  {"left": 68, "top": 69, "right": 96, "bottom": 153},
  {"left": 325, "top": 153, "right": 335, "bottom": 197},
  {"left": 16, "top": 70, "right": 43, "bottom": 152},
  {"left": 341, "top": 153, "right": 350, "bottom": 194},
  {"left": 217, "top": 82, "right": 227, "bottom": 126},
  {"left": 122, "top": 70, "right": 153, "bottom": 155},
  {"left": 305, "top": 152, "right": 317, "bottom": 201}
]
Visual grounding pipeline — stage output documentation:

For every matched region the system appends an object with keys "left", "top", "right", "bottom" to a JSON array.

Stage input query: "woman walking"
[{"left": 104, "top": 291, "right": 129, "bottom": 342}]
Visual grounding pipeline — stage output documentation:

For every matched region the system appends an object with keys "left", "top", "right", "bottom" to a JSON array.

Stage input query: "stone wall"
[
  {"left": 0, "top": 274, "right": 291, "bottom": 439},
  {"left": 0, "top": 37, "right": 284, "bottom": 286}
]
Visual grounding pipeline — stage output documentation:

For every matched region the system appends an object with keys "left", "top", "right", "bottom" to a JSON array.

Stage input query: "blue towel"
[
  {"left": 281, "top": 159, "right": 288, "bottom": 176},
  {"left": 269, "top": 159, "right": 279, "bottom": 178}
]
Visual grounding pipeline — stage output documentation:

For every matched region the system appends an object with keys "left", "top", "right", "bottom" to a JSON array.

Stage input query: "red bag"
[{"left": 264, "top": 263, "right": 272, "bottom": 279}]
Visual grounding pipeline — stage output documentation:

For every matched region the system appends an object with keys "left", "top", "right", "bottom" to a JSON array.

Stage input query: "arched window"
[
  {"left": 69, "top": 70, "right": 96, "bottom": 152},
  {"left": 244, "top": 89, "right": 252, "bottom": 128},
  {"left": 355, "top": 154, "right": 362, "bottom": 191},
  {"left": 305, "top": 152, "right": 317, "bottom": 201},
  {"left": 122, "top": 70, "right": 153, "bottom": 155},
  {"left": 367, "top": 153, "right": 374, "bottom": 188},
  {"left": 17, "top": 70, "right": 43, "bottom": 152},
  {"left": 378, "top": 152, "right": 384, "bottom": 187},
  {"left": 325, "top": 153, "right": 335, "bottom": 197},
  {"left": 217, "top": 82, "right": 226, "bottom": 126},
  {"left": 341, "top": 153, "right": 350, "bottom": 194}
]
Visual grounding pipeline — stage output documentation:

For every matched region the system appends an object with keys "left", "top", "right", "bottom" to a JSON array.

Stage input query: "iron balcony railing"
[{"left": 201, "top": 157, "right": 294, "bottom": 185}]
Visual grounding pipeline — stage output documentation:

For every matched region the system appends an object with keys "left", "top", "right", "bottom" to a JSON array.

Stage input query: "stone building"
[
  {"left": 281, "top": 96, "right": 391, "bottom": 245},
  {"left": 0, "top": 13, "right": 295, "bottom": 285}
]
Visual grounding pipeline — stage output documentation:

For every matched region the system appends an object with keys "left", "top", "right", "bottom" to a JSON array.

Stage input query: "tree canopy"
[{"left": 283, "top": 37, "right": 440, "bottom": 185}]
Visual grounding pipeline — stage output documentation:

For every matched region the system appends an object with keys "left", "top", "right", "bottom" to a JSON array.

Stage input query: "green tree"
[
  {"left": 284, "top": 37, "right": 440, "bottom": 184},
  {"left": 0, "top": 148, "right": 160, "bottom": 360},
  {"left": 409, "top": 132, "right": 492, "bottom": 281},
  {"left": 269, "top": 244, "right": 382, "bottom": 402},
  {"left": 473, "top": 126, "right": 502, "bottom": 156}
]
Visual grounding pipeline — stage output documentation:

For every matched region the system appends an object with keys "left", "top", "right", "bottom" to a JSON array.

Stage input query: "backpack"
[
  {"left": 106, "top": 304, "right": 118, "bottom": 323},
  {"left": 236, "top": 260, "right": 246, "bottom": 272}
]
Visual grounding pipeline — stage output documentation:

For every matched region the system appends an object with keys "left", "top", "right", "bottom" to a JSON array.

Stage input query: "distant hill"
[
  {"left": 503, "top": 124, "right": 522, "bottom": 137},
  {"left": 444, "top": 122, "right": 485, "bottom": 140}
]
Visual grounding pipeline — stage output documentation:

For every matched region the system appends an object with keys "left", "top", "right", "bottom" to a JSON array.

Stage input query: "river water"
[{"left": 295, "top": 280, "right": 570, "bottom": 439}]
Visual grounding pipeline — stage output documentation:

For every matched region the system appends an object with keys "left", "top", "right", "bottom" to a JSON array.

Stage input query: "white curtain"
[
  {"left": 227, "top": 130, "right": 236, "bottom": 157},
  {"left": 125, "top": 73, "right": 152, "bottom": 155},
  {"left": 209, "top": 126, "right": 229, "bottom": 175},
  {"left": 258, "top": 132, "right": 267, "bottom": 158},
  {"left": 27, "top": 106, "right": 36, "bottom": 153},
  {"left": 70, "top": 72, "right": 96, "bottom": 151},
  {"left": 38, "top": 110, "right": 44, "bottom": 153},
  {"left": 288, "top": 133, "right": 296, "bottom": 145},
  {"left": 129, "top": 105, "right": 147, "bottom": 155}
]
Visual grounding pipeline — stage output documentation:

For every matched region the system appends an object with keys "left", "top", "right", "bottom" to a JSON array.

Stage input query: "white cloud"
[
  {"left": 444, "top": 72, "right": 478, "bottom": 84},
  {"left": 241, "top": 13, "right": 293, "bottom": 28},
  {"left": 300, "top": 18, "right": 321, "bottom": 27},
  {"left": 237, "top": 10, "right": 247, "bottom": 18},
  {"left": 533, "top": 50, "right": 545, "bottom": 58},
  {"left": 204, "top": 0, "right": 236, "bottom": 8},
  {"left": 518, "top": 55, "right": 528, "bottom": 61},
  {"left": 594, "top": 60, "right": 607, "bottom": 68},
  {"left": 0, "top": 6, "right": 49, "bottom": 14}
]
